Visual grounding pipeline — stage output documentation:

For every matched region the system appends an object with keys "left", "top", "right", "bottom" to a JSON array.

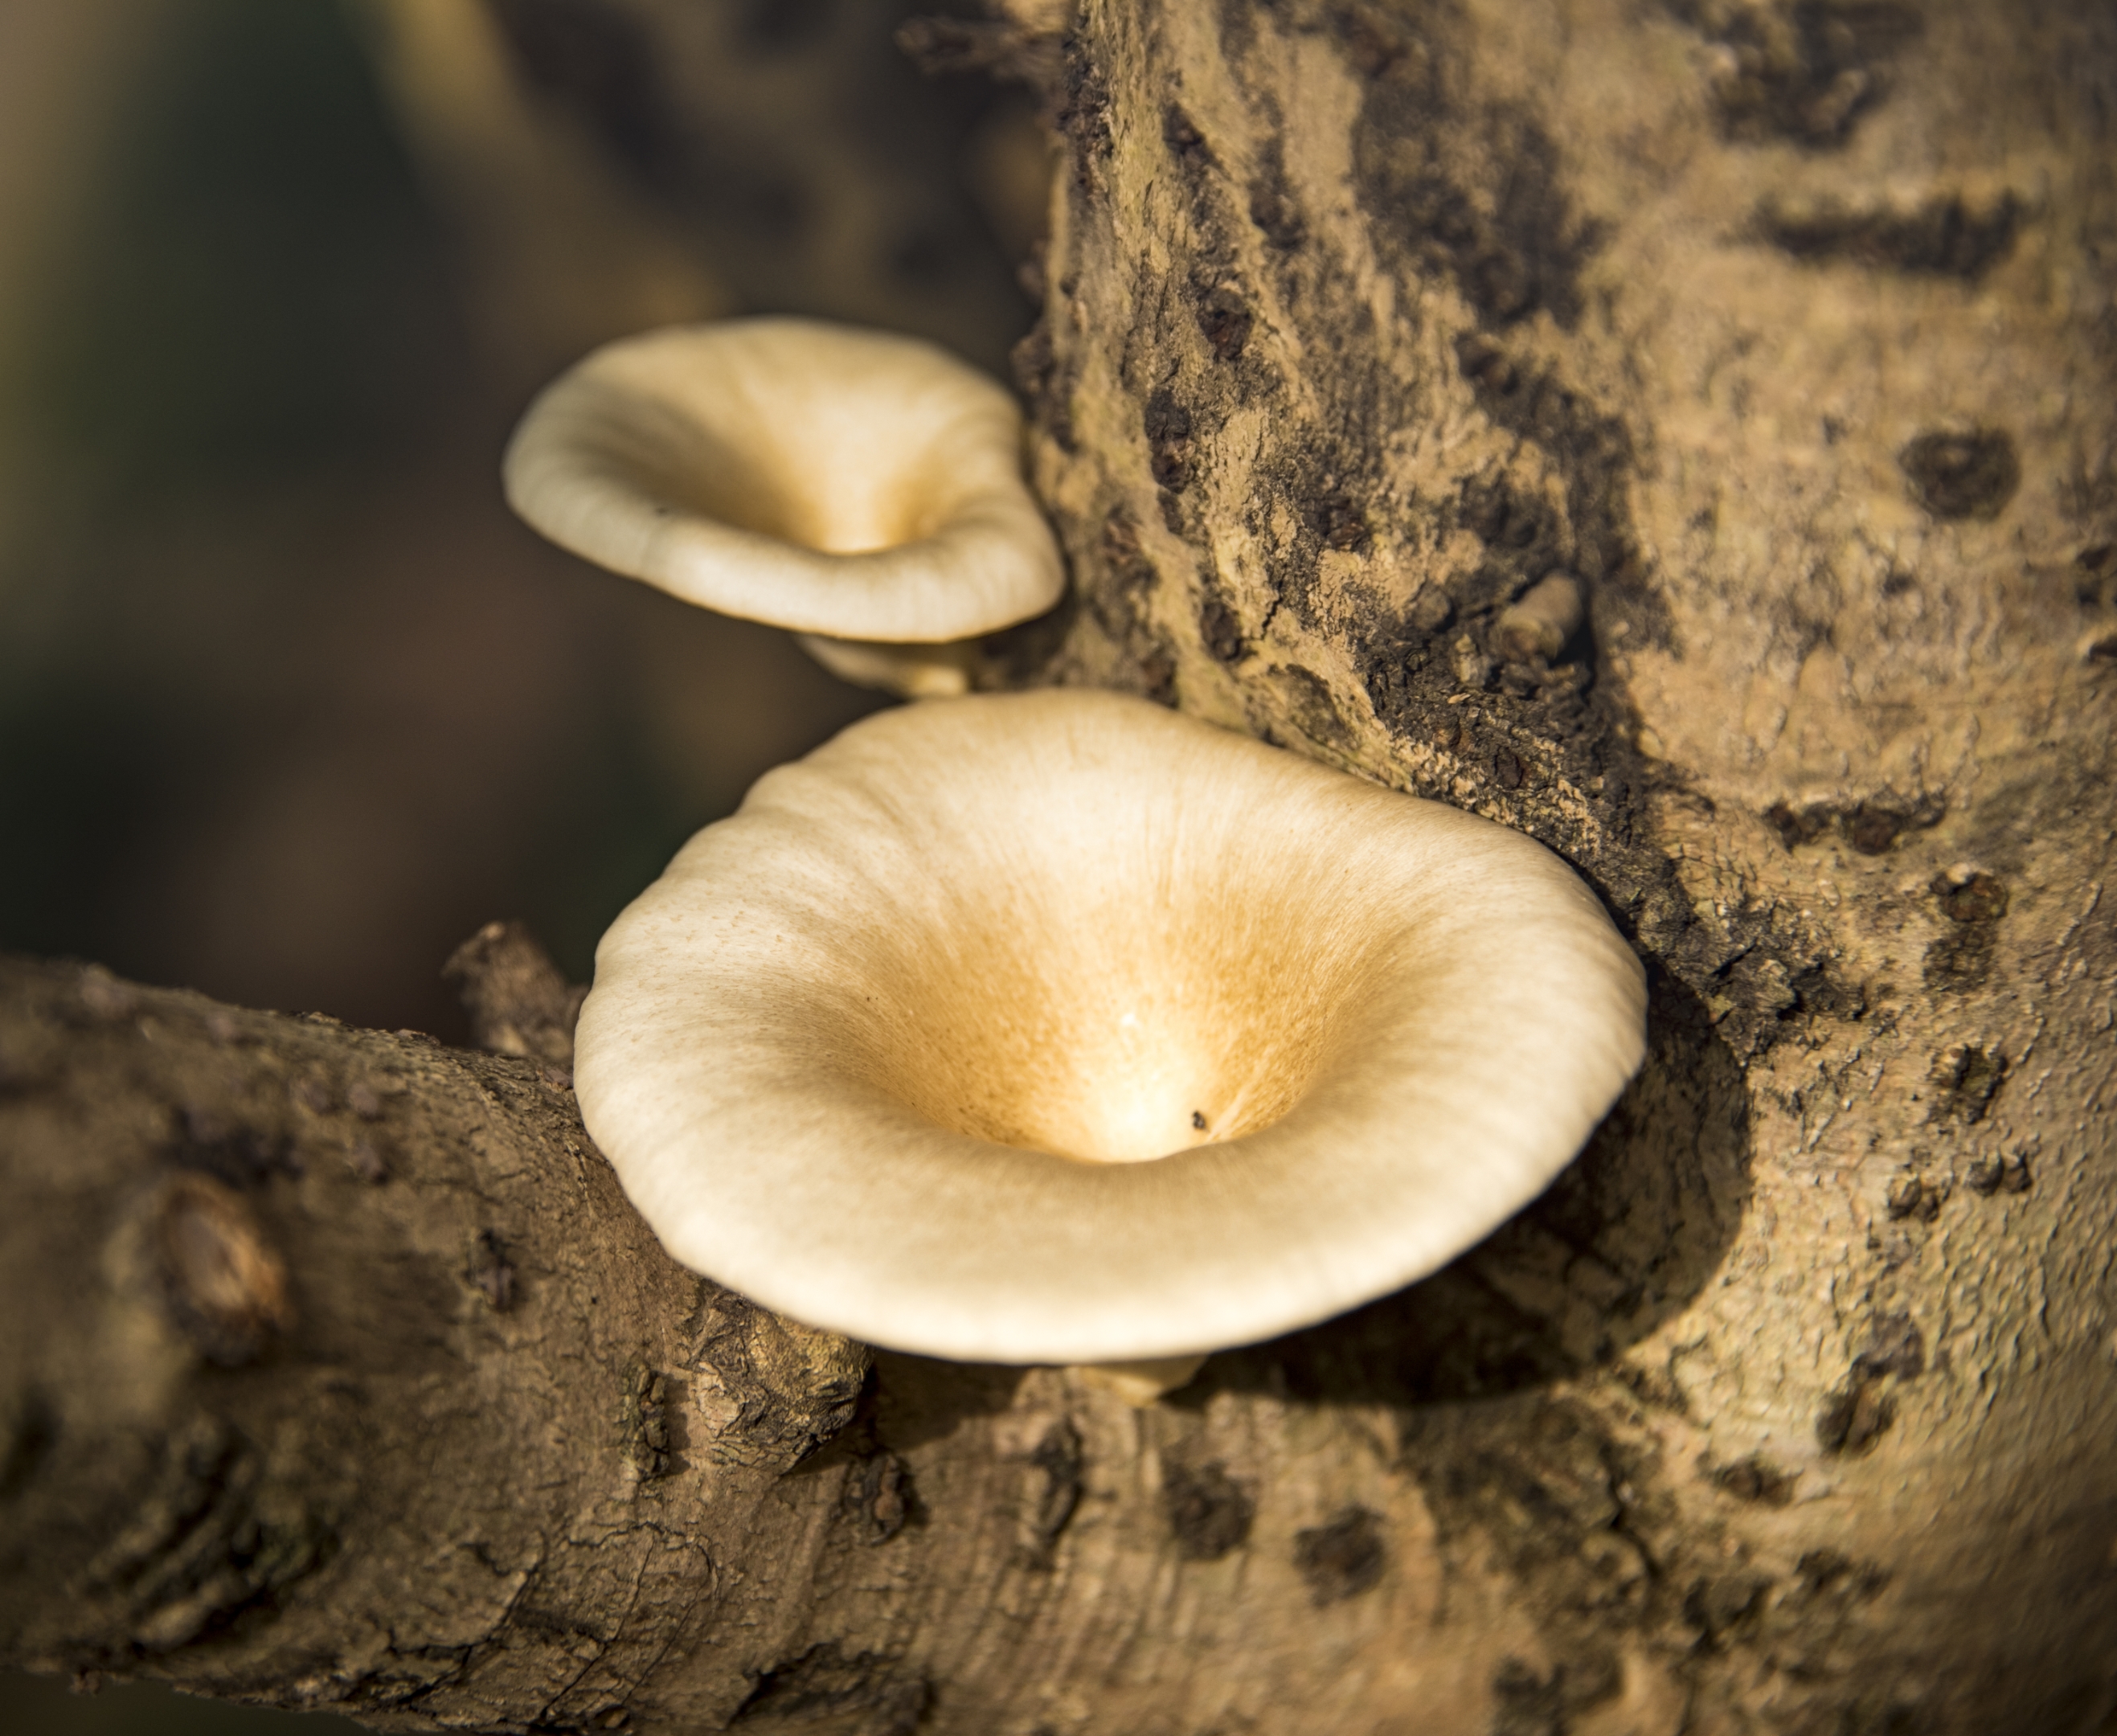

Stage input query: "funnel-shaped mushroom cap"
[
  {"left": 576, "top": 690, "right": 1647, "bottom": 1364},
  {"left": 501, "top": 317, "right": 1065, "bottom": 642}
]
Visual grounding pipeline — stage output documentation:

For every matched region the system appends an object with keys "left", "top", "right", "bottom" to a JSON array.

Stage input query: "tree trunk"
[{"left": 6, "top": 2, "right": 2115, "bottom": 1732}]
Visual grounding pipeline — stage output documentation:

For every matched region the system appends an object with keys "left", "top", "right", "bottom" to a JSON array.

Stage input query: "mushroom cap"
[
  {"left": 575, "top": 690, "right": 1648, "bottom": 1364},
  {"left": 501, "top": 317, "right": 1065, "bottom": 642}
]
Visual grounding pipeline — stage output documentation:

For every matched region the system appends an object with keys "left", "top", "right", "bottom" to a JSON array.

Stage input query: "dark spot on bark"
[
  {"left": 1085, "top": 512, "right": 1185, "bottom": 704},
  {"left": 1101, "top": 508, "right": 1159, "bottom": 592},
  {"left": 1492, "top": 1657, "right": 1566, "bottom": 1736},
  {"left": 467, "top": 1228, "right": 518, "bottom": 1313},
  {"left": 1145, "top": 389, "right": 1194, "bottom": 491},
  {"left": 1923, "top": 927, "right": 1996, "bottom": 991},
  {"left": 1758, "top": 191, "right": 2022, "bottom": 278},
  {"left": 1140, "top": 650, "right": 1179, "bottom": 706},
  {"left": 1010, "top": 326, "right": 1075, "bottom": 452},
  {"left": 2077, "top": 543, "right": 2117, "bottom": 608},
  {"left": 1899, "top": 428, "right": 2021, "bottom": 521},
  {"left": 1163, "top": 102, "right": 1214, "bottom": 170},
  {"left": 1767, "top": 793, "right": 1942, "bottom": 855},
  {"left": 1965, "top": 1151, "right": 2032, "bottom": 1196},
  {"left": 1353, "top": 51, "right": 1599, "bottom": 330},
  {"left": 1495, "top": 746, "right": 1525, "bottom": 788},
  {"left": 1796, "top": 1548, "right": 1891, "bottom": 1600},
  {"left": 1248, "top": 139, "right": 1306, "bottom": 248},
  {"left": 1932, "top": 1045, "right": 2006, "bottom": 1124},
  {"left": 1685, "top": 1572, "right": 1771, "bottom": 1650},
  {"left": 1789, "top": 958, "right": 1865, "bottom": 1023},
  {"left": 1402, "top": 1399, "right": 1657, "bottom": 1628},
  {"left": 624, "top": 1362, "right": 673, "bottom": 1478},
  {"left": 1294, "top": 1505, "right": 1386, "bottom": 1604},
  {"left": 1200, "top": 583, "right": 1247, "bottom": 663},
  {"left": 1931, "top": 869, "right": 2008, "bottom": 924},
  {"left": 1055, "top": 40, "right": 1113, "bottom": 189},
  {"left": 1765, "top": 800, "right": 1830, "bottom": 850},
  {"left": 1019, "top": 1417, "right": 1083, "bottom": 1568},
  {"left": 1816, "top": 1316, "right": 1922, "bottom": 1456},
  {"left": 1879, "top": 565, "right": 1917, "bottom": 596},
  {"left": 1846, "top": 803, "right": 1904, "bottom": 854},
  {"left": 1854, "top": 1312, "right": 1924, "bottom": 1381},
  {"left": 1705, "top": 1453, "right": 1798, "bottom": 1505},
  {"left": 1885, "top": 1173, "right": 1944, "bottom": 1222},
  {"left": 1816, "top": 1378, "right": 1895, "bottom": 1455},
  {"left": 843, "top": 1450, "right": 915, "bottom": 1545},
  {"left": 1275, "top": 664, "right": 1352, "bottom": 746},
  {"left": 732, "top": 1642, "right": 931, "bottom": 1733},
  {"left": 1305, "top": 485, "right": 1370, "bottom": 552},
  {"left": 1164, "top": 1460, "right": 1255, "bottom": 1561},
  {"left": 1492, "top": 1654, "right": 1625, "bottom": 1736},
  {"left": 1673, "top": 0, "right": 1922, "bottom": 148},
  {"left": 171, "top": 1105, "right": 297, "bottom": 1186},
  {"left": 1196, "top": 283, "right": 1253, "bottom": 361}
]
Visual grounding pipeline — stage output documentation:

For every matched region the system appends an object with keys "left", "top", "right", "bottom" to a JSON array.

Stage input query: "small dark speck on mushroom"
[{"left": 1191, "top": 1110, "right": 1208, "bottom": 1131}]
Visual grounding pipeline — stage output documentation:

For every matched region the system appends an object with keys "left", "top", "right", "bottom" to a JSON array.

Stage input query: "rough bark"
[
  {"left": 985, "top": 0, "right": 2117, "bottom": 1727},
  {"left": 6, "top": 1, "right": 2117, "bottom": 1733}
]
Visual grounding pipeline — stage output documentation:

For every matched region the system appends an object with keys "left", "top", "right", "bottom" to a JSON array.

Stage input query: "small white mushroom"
[
  {"left": 501, "top": 317, "right": 1065, "bottom": 698},
  {"left": 575, "top": 690, "right": 1647, "bottom": 1391},
  {"left": 1493, "top": 572, "right": 1587, "bottom": 665}
]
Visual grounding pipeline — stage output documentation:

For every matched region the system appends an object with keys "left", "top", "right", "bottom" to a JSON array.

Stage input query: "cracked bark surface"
[{"left": 5, "top": 0, "right": 2117, "bottom": 1732}]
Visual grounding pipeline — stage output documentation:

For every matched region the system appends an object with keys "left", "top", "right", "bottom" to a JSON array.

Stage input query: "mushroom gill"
[{"left": 575, "top": 690, "right": 1647, "bottom": 1369}]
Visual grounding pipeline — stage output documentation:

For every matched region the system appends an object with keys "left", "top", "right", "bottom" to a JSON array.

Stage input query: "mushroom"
[
  {"left": 575, "top": 690, "right": 1648, "bottom": 1397},
  {"left": 1492, "top": 572, "right": 1587, "bottom": 666},
  {"left": 501, "top": 317, "right": 1065, "bottom": 697}
]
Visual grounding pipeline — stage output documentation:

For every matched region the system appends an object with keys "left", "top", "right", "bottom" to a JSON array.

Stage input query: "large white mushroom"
[
  {"left": 501, "top": 317, "right": 1065, "bottom": 697},
  {"left": 575, "top": 690, "right": 1648, "bottom": 1396}
]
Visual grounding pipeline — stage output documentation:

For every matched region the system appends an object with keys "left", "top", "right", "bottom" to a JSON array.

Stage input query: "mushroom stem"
[
  {"left": 793, "top": 633, "right": 977, "bottom": 699},
  {"left": 1073, "top": 1354, "right": 1210, "bottom": 1407}
]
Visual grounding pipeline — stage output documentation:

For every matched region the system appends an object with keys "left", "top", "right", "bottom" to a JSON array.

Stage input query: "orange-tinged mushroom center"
[{"left": 835, "top": 883, "right": 1373, "bottom": 1165}]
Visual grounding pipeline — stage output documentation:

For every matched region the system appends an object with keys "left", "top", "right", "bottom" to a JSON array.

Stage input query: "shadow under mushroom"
[{"left": 1194, "top": 972, "right": 1751, "bottom": 1409}]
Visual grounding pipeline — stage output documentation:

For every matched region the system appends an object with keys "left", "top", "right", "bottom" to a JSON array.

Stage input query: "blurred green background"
[{"left": 0, "top": 0, "right": 1034, "bottom": 1726}]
